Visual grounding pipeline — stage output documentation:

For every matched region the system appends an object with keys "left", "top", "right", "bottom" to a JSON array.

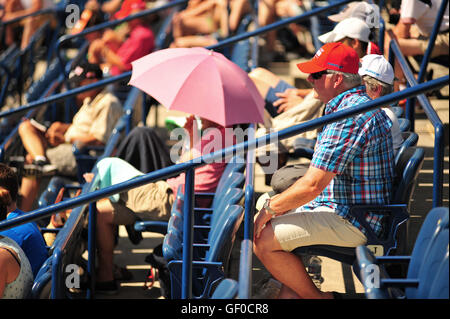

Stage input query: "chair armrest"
[{"left": 349, "top": 204, "right": 409, "bottom": 255}]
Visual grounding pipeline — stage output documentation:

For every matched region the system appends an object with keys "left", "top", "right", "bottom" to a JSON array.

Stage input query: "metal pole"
[{"left": 181, "top": 168, "right": 195, "bottom": 299}]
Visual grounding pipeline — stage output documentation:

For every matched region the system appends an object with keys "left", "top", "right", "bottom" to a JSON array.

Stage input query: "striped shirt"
[{"left": 301, "top": 86, "right": 395, "bottom": 236}]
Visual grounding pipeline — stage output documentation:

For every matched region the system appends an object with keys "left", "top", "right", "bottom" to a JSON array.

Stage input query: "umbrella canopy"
[{"left": 129, "top": 47, "right": 265, "bottom": 127}]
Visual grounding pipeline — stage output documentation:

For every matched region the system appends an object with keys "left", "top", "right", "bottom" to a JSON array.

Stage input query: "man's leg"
[{"left": 253, "top": 220, "right": 333, "bottom": 299}]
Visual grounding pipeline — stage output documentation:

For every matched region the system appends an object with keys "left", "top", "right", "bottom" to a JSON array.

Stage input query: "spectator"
[
  {"left": 0, "top": 235, "right": 33, "bottom": 299},
  {"left": 18, "top": 62, "right": 123, "bottom": 211},
  {"left": 318, "top": 17, "right": 379, "bottom": 58},
  {"left": 0, "top": 163, "right": 48, "bottom": 278},
  {"left": 170, "top": 0, "right": 250, "bottom": 48},
  {"left": 253, "top": 42, "right": 395, "bottom": 299},
  {"left": 359, "top": 54, "right": 403, "bottom": 155},
  {"left": 82, "top": 115, "right": 235, "bottom": 294},
  {"left": 270, "top": 54, "right": 403, "bottom": 194},
  {"left": 2, "top": 0, "right": 54, "bottom": 50},
  {"left": 385, "top": 0, "right": 449, "bottom": 91},
  {"left": 88, "top": 0, "right": 155, "bottom": 76}
]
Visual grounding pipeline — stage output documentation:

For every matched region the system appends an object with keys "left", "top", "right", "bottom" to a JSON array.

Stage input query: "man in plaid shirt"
[{"left": 253, "top": 42, "right": 395, "bottom": 299}]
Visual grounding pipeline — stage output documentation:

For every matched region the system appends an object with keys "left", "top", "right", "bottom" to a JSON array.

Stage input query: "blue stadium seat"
[
  {"left": 398, "top": 118, "right": 411, "bottom": 132},
  {"left": 166, "top": 204, "right": 244, "bottom": 298},
  {"left": 391, "top": 106, "right": 404, "bottom": 118},
  {"left": 356, "top": 207, "right": 449, "bottom": 299},
  {"left": 211, "top": 278, "right": 239, "bottom": 299}
]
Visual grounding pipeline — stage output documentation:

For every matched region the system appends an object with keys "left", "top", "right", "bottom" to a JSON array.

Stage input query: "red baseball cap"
[
  {"left": 296, "top": 42, "right": 360, "bottom": 74},
  {"left": 114, "top": 0, "right": 146, "bottom": 20}
]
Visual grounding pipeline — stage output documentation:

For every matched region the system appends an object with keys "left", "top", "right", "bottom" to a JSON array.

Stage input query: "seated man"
[
  {"left": 0, "top": 163, "right": 48, "bottom": 278},
  {"left": 270, "top": 54, "right": 403, "bottom": 194},
  {"left": 359, "top": 54, "right": 403, "bottom": 155},
  {"left": 18, "top": 62, "right": 123, "bottom": 211},
  {"left": 84, "top": 115, "right": 235, "bottom": 294},
  {"left": 253, "top": 42, "right": 395, "bottom": 299}
]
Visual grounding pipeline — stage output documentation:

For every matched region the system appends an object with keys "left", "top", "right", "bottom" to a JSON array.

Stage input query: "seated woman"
[
  {"left": 170, "top": 0, "right": 250, "bottom": 48},
  {"left": 0, "top": 235, "right": 34, "bottom": 299},
  {"left": 84, "top": 115, "right": 235, "bottom": 294}
]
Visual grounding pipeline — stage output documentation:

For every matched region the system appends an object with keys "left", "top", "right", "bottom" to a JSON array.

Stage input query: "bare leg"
[
  {"left": 95, "top": 198, "right": 116, "bottom": 282},
  {"left": 253, "top": 221, "right": 333, "bottom": 299},
  {"left": 248, "top": 67, "right": 282, "bottom": 98},
  {"left": 18, "top": 119, "right": 47, "bottom": 160},
  {"left": 20, "top": 174, "right": 40, "bottom": 211}
]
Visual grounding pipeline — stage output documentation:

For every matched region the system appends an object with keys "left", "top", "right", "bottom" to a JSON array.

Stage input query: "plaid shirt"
[{"left": 301, "top": 86, "right": 395, "bottom": 236}]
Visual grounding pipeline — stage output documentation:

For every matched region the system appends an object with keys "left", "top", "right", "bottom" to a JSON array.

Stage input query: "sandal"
[{"left": 143, "top": 266, "right": 159, "bottom": 290}]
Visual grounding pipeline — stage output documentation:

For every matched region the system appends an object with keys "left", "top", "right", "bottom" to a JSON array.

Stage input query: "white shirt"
[
  {"left": 400, "top": 0, "right": 449, "bottom": 36},
  {"left": 382, "top": 107, "right": 403, "bottom": 156}
]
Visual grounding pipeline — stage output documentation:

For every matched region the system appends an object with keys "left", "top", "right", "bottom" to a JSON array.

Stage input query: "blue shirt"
[
  {"left": 0, "top": 209, "right": 48, "bottom": 278},
  {"left": 302, "top": 86, "right": 395, "bottom": 236}
]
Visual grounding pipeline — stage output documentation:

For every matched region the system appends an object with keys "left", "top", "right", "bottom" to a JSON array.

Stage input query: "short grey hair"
[
  {"left": 362, "top": 75, "right": 393, "bottom": 96},
  {"left": 328, "top": 69, "right": 362, "bottom": 88}
]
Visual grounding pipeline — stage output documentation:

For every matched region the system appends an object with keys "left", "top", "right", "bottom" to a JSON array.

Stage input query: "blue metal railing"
[
  {"left": 388, "top": 33, "right": 446, "bottom": 208},
  {"left": 1, "top": 0, "right": 447, "bottom": 298},
  {"left": 0, "top": 75, "right": 447, "bottom": 298}
]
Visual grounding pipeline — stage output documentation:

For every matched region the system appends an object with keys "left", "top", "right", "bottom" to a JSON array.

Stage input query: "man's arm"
[{"left": 254, "top": 165, "right": 336, "bottom": 238}]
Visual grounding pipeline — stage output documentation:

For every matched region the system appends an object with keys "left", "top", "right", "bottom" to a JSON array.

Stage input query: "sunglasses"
[{"left": 310, "top": 70, "right": 330, "bottom": 80}]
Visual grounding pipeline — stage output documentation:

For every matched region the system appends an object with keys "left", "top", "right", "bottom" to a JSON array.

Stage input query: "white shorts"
[{"left": 271, "top": 207, "right": 367, "bottom": 252}]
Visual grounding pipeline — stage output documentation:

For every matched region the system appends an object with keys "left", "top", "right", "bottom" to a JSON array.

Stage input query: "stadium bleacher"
[{"left": 0, "top": 0, "right": 448, "bottom": 302}]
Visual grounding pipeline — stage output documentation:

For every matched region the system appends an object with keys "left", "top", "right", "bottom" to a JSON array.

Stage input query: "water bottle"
[{"left": 307, "top": 255, "right": 323, "bottom": 289}]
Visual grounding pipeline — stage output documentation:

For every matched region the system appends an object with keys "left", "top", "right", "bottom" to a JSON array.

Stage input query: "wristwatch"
[{"left": 263, "top": 198, "right": 278, "bottom": 217}]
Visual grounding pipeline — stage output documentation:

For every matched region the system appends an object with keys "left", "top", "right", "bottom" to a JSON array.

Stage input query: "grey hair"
[
  {"left": 362, "top": 75, "right": 393, "bottom": 96},
  {"left": 328, "top": 69, "right": 362, "bottom": 88}
]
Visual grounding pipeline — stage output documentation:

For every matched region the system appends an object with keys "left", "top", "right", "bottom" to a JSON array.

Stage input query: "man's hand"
[
  {"left": 254, "top": 207, "right": 273, "bottom": 239},
  {"left": 45, "top": 122, "right": 67, "bottom": 147},
  {"left": 273, "top": 88, "right": 303, "bottom": 113}
]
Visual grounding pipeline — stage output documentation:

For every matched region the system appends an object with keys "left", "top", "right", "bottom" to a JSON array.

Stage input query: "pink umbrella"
[{"left": 129, "top": 47, "right": 265, "bottom": 127}]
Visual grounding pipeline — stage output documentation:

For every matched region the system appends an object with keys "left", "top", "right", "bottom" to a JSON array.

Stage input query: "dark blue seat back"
[
  {"left": 405, "top": 207, "right": 448, "bottom": 283},
  {"left": 427, "top": 250, "right": 449, "bottom": 299}
]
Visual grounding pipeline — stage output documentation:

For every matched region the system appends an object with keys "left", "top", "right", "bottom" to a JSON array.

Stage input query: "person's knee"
[
  {"left": 253, "top": 223, "right": 276, "bottom": 256},
  {"left": 18, "top": 119, "right": 33, "bottom": 138}
]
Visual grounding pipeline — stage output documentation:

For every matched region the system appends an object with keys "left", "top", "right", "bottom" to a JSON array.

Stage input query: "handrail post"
[
  {"left": 51, "top": 247, "right": 63, "bottom": 299},
  {"left": 182, "top": 168, "right": 195, "bottom": 299},
  {"left": 87, "top": 202, "right": 97, "bottom": 299},
  {"left": 433, "top": 124, "right": 444, "bottom": 207}
]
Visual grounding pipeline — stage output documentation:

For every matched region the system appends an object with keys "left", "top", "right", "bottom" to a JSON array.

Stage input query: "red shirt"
[{"left": 110, "top": 24, "right": 155, "bottom": 76}]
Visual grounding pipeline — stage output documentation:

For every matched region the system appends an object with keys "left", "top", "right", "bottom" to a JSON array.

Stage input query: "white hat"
[
  {"left": 358, "top": 54, "right": 395, "bottom": 85},
  {"left": 328, "top": 1, "right": 380, "bottom": 28},
  {"left": 318, "top": 17, "right": 371, "bottom": 43}
]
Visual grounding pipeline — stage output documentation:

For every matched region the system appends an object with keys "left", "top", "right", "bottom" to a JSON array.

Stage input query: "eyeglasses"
[{"left": 310, "top": 70, "right": 329, "bottom": 80}]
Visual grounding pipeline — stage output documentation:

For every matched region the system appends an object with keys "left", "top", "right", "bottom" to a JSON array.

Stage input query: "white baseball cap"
[
  {"left": 318, "top": 17, "right": 371, "bottom": 43},
  {"left": 358, "top": 54, "right": 395, "bottom": 85},
  {"left": 328, "top": 1, "right": 380, "bottom": 25}
]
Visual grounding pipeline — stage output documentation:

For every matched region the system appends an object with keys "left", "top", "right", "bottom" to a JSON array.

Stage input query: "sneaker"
[{"left": 23, "top": 159, "right": 57, "bottom": 177}]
